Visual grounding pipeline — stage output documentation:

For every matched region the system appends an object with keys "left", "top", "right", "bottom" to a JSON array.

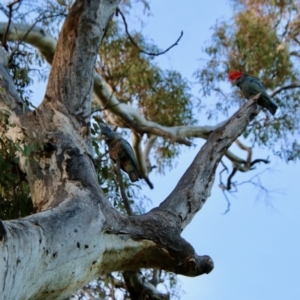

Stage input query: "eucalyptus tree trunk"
[{"left": 0, "top": 1, "right": 260, "bottom": 299}]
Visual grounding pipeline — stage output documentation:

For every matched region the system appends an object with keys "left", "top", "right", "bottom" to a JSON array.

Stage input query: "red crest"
[{"left": 228, "top": 70, "right": 243, "bottom": 82}]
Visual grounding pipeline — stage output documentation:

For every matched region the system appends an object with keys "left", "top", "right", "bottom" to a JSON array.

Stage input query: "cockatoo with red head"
[{"left": 228, "top": 70, "right": 277, "bottom": 115}]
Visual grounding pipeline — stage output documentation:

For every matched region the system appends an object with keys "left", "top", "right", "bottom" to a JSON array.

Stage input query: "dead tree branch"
[
  {"left": 271, "top": 83, "right": 300, "bottom": 97},
  {"left": 114, "top": 159, "right": 133, "bottom": 216},
  {"left": 1, "top": 1, "right": 21, "bottom": 51},
  {"left": 219, "top": 138, "right": 270, "bottom": 192},
  {"left": 116, "top": 7, "right": 183, "bottom": 56},
  {"left": 123, "top": 270, "right": 169, "bottom": 300}
]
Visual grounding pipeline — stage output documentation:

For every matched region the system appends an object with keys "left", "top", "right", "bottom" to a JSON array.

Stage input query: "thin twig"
[
  {"left": 6, "top": 11, "right": 65, "bottom": 63},
  {"left": 218, "top": 160, "right": 229, "bottom": 190},
  {"left": 81, "top": 287, "right": 96, "bottom": 300},
  {"left": 219, "top": 156, "right": 269, "bottom": 191},
  {"left": 250, "top": 158, "right": 270, "bottom": 167},
  {"left": 220, "top": 160, "right": 228, "bottom": 172},
  {"left": 114, "top": 159, "right": 133, "bottom": 216},
  {"left": 2, "top": 0, "right": 20, "bottom": 51},
  {"left": 271, "top": 83, "right": 300, "bottom": 98},
  {"left": 143, "top": 135, "right": 157, "bottom": 173},
  {"left": 116, "top": 7, "right": 183, "bottom": 56},
  {"left": 235, "top": 139, "right": 252, "bottom": 168},
  {"left": 226, "top": 168, "right": 237, "bottom": 191},
  {"left": 9, "top": 16, "right": 43, "bottom": 63},
  {"left": 0, "top": 4, "right": 10, "bottom": 18},
  {"left": 222, "top": 190, "right": 231, "bottom": 215}
]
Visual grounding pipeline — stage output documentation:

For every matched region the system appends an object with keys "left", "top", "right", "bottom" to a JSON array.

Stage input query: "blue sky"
[{"left": 1, "top": 1, "right": 300, "bottom": 299}]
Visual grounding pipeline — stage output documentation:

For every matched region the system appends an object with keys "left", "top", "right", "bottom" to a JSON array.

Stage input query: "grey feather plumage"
[
  {"left": 100, "top": 124, "right": 140, "bottom": 182},
  {"left": 236, "top": 74, "right": 277, "bottom": 115}
]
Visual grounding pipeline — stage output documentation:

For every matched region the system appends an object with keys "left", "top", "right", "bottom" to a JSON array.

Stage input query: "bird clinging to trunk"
[
  {"left": 100, "top": 124, "right": 154, "bottom": 189},
  {"left": 228, "top": 70, "right": 278, "bottom": 115}
]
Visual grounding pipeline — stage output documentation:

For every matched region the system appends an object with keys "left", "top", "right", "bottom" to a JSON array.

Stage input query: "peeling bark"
[{"left": 0, "top": 1, "right": 263, "bottom": 299}]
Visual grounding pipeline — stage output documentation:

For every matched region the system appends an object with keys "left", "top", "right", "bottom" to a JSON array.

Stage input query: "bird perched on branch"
[
  {"left": 228, "top": 70, "right": 277, "bottom": 115},
  {"left": 100, "top": 124, "right": 154, "bottom": 189}
]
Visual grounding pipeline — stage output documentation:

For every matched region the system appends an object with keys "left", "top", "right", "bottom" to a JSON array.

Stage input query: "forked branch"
[
  {"left": 116, "top": 7, "right": 183, "bottom": 56},
  {"left": 219, "top": 139, "right": 270, "bottom": 192}
]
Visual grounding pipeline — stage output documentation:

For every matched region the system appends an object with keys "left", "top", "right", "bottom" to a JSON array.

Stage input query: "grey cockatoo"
[
  {"left": 228, "top": 70, "right": 277, "bottom": 115},
  {"left": 100, "top": 124, "right": 153, "bottom": 189}
]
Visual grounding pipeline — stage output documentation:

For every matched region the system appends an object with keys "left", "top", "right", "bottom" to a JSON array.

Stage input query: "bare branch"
[
  {"left": 144, "top": 134, "right": 157, "bottom": 172},
  {"left": 219, "top": 150, "right": 270, "bottom": 192},
  {"left": 149, "top": 269, "right": 163, "bottom": 287},
  {"left": 250, "top": 158, "right": 270, "bottom": 167},
  {"left": 221, "top": 190, "right": 232, "bottom": 215},
  {"left": 271, "top": 83, "right": 300, "bottom": 98},
  {"left": 114, "top": 159, "right": 133, "bottom": 216},
  {"left": 1, "top": 1, "right": 20, "bottom": 51},
  {"left": 224, "top": 149, "right": 246, "bottom": 165},
  {"left": 123, "top": 270, "right": 169, "bottom": 300},
  {"left": 0, "top": 4, "right": 10, "bottom": 18},
  {"left": 116, "top": 7, "right": 183, "bottom": 57},
  {"left": 235, "top": 139, "right": 252, "bottom": 169},
  {"left": 8, "top": 17, "right": 42, "bottom": 63},
  {"left": 235, "top": 168, "right": 275, "bottom": 203},
  {"left": 218, "top": 162, "right": 229, "bottom": 190},
  {"left": 105, "top": 274, "right": 127, "bottom": 290},
  {"left": 226, "top": 167, "right": 237, "bottom": 191},
  {"left": 132, "top": 132, "right": 154, "bottom": 189},
  {"left": 0, "top": 22, "right": 57, "bottom": 64}
]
